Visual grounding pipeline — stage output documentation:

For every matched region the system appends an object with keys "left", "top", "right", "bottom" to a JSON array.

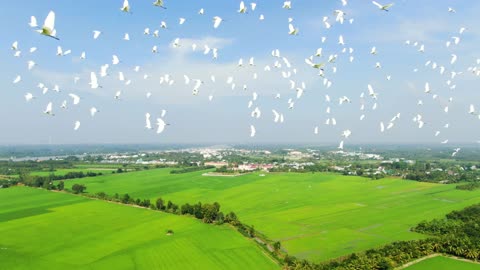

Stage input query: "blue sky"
[{"left": 1, "top": 0, "right": 479, "bottom": 146}]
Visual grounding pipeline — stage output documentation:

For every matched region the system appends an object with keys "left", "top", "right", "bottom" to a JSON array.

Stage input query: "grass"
[
  {"left": 60, "top": 168, "right": 480, "bottom": 262},
  {"left": 30, "top": 168, "right": 117, "bottom": 177},
  {"left": 404, "top": 256, "right": 480, "bottom": 270},
  {"left": 0, "top": 187, "right": 278, "bottom": 270}
]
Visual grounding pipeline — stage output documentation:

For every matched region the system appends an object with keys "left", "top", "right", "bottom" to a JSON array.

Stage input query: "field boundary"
[
  {"left": 202, "top": 172, "right": 248, "bottom": 177},
  {"left": 396, "top": 253, "right": 480, "bottom": 269}
]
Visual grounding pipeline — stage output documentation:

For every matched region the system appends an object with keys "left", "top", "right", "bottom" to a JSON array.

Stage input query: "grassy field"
[
  {"left": 0, "top": 187, "right": 278, "bottom": 270},
  {"left": 404, "top": 256, "right": 480, "bottom": 269},
  {"left": 60, "top": 168, "right": 480, "bottom": 262}
]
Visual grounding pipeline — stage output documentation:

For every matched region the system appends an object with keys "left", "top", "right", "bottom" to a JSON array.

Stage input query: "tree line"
[
  {"left": 170, "top": 166, "right": 215, "bottom": 174},
  {"left": 16, "top": 171, "right": 102, "bottom": 190}
]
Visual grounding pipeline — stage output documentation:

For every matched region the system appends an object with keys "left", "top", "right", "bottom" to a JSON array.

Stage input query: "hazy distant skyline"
[{"left": 1, "top": 0, "right": 480, "bottom": 145}]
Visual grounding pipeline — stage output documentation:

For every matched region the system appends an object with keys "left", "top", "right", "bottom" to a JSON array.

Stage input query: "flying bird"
[
  {"left": 37, "top": 11, "right": 58, "bottom": 40},
  {"left": 372, "top": 1, "right": 394, "bottom": 11}
]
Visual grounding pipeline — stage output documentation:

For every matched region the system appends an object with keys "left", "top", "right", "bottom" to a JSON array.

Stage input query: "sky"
[{"left": 1, "top": 0, "right": 480, "bottom": 146}]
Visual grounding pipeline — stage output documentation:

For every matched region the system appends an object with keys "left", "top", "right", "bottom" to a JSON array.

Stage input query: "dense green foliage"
[
  {"left": 456, "top": 182, "right": 480, "bottom": 191},
  {"left": 170, "top": 166, "right": 214, "bottom": 174}
]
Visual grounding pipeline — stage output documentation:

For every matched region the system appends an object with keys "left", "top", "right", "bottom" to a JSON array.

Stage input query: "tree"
[
  {"left": 248, "top": 225, "right": 255, "bottom": 238},
  {"left": 193, "top": 202, "right": 204, "bottom": 219},
  {"left": 156, "top": 198, "right": 165, "bottom": 210},
  {"left": 71, "top": 184, "right": 86, "bottom": 194},
  {"left": 225, "top": 211, "right": 238, "bottom": 225},
  {"left": 121, "top": 193, "right": 131, "bottom": 204},
  {"left": 202, "top": 203, "right": 219, "bottom": 223},
  {"left": 57, "top": 181, "right": 65, "bottom": 191},
  {"left": 167, "top": 200, "right": 173, "bottom": 210},
  {"left": 273, "top": 241, "right": 281, "bottom": 252},
  {"left": 216, "top": 212, "right": 225, "bottom": 225}
]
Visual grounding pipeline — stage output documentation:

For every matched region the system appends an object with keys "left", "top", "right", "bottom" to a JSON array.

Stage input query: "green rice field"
[
  {"left": 61, "top": 168, "right": 480, "bottom": 262},
  {"left": 0, "top": 187, "right": 278, "bottom": 270},
  {"left": 404, "top": 256, "right": 480, "bottom": 270}
]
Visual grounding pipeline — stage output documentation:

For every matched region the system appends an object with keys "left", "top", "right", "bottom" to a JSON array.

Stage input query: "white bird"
[
  {"left": 380, "top": 122, "right": 385, "bottom": 132},
  {"left": 12, "top": 41, "right": 19, "bottom": 51},
  {"left": 370, "top": 46, "right": 377, "bottom": 55},
  {"left": 123, "top": 33, "right": 130, "bottom": 41},
  {"left": 448, "top": 7, "right": 456, "bottom": 13},
  {"left": 296, "top": 88, "right": 304, "bottom": 99},
  {"left": 418, "top": 44, "right": 425, "bottom": 53},
  {"left": 272, "top": 110, "right": 281, "bottom": 123},
  {"left": 213, "top": 16, "right": 223, "bottom": 28},
  {"left": 161, "top": 109, "right": 167, "bottom": 118},
  {"left": 198, "top": 8, "right": 205, "bottom": 15},
  {"left": 114, "top": 91, "right": 122, "bottom": 100},
  {"left": 251, "top": 2, "right": 257, "bottom": 11},
  {"left": 424, "top": 82, "right": 431, "bottom": 93},
  {"left": 112, "top": 55, "right": 120, "bottom": 65},
  {"left": 173, "top": 38, "right": 181, "bottom": 48},
  {"left": 288, "top": 23, "right": 299, "bottom": 35},
  {"left": 450, "top": 54, "right": 457, "bottom": 65},
  {"left": 145, "top": 113, "right": 152, "bottom": 129},
  {"left": 74, "top": 121, "right": 81, "bottom": 131},
  {"left": 80, "top": 52, "right": 86, "bottom": 60},
  {"left": 342, "top": 129, "right": 352, "bottom": 139},
  {"left": 13, "top": 75, "right": 21, "bottom": 84},
  {"left": 283, "top": 1, "right": 292, "bottom": 9},
  {"left": 469, "top": 104, "right": 476, "bottom": 115},
  {"left": 367, "top": 84, "right": 378, "bottom": 99},
  {"left": 121, "top": 0, "right": 131, "bottom": 13},
  {"left": 24, "top": 93, "right": 34, "bottom": 102},
  {"left": 338, "top": 35, "right": 345, "bottom": 46},
  {"left": 372, "top": 1, "right": 394, "bottom": 11},
  {"left": 69, "top": 94, "right": 80, "bottom": 105},
  {"left": 90, "top": 107, "right": 98, "bottom": 117},
  {"left": 179, "top": 18, "right": 186, "bottom": 24},
  {"left": 88, "top": 72, "right": 100, "bottom": 90},
  {"left": 156, "top": 118, "right": 168, "bottom": 134},
  {"left": 250, "top": 125, "right": 256, "bottom": 137},
  {"left": 44, "top": 102, "right": 54, "bottom": 116},
  {"left": 37, "top": 11, "right": 58, "bottom": 40},
  {"left": 29, "top": 16, "right": 38, "bottom": 27},
  {"left": 249, "top": 57, "right": 257, "bottom": 66},
  {"left": 338, "top": 141, "right": 344, "bottom": 150},
  {"left": 314, "top": 127, "right": 319, "bottom": 135},
  {"left": 27, "top": 61, "right": 36, "bottom": 70},
  {"left": 93, "top": 30, "right": 101, "bottom": 39},
  {"left": 452, "top": 36, "right": 460, "bottom": 45},
  {"left": 238, "top": 1, "right": 247, "bottom": 13},
  {"left": 153, "top": 0, "right": 167, "bottom": 9}
]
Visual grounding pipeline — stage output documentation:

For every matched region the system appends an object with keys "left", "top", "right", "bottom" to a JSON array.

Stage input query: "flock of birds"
[{"left": 9, "top": 1, "right": 480, "bottom": 155}]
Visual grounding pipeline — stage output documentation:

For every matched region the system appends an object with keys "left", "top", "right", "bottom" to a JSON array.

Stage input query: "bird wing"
[
  {"left": 69, "top": 94, "right": 80, "bottom": 104},
  {"left": 288, "top": 23, "right": 295, "bottom": 33},
  {"left": 156, "top": 118, "right": 166, "bottom": 133},
  {"left": 372, "top": 1, "right": 383, "bottom": 8},
  {"left": 44, "top": 11, "right": 55, "bottom": 30}
]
